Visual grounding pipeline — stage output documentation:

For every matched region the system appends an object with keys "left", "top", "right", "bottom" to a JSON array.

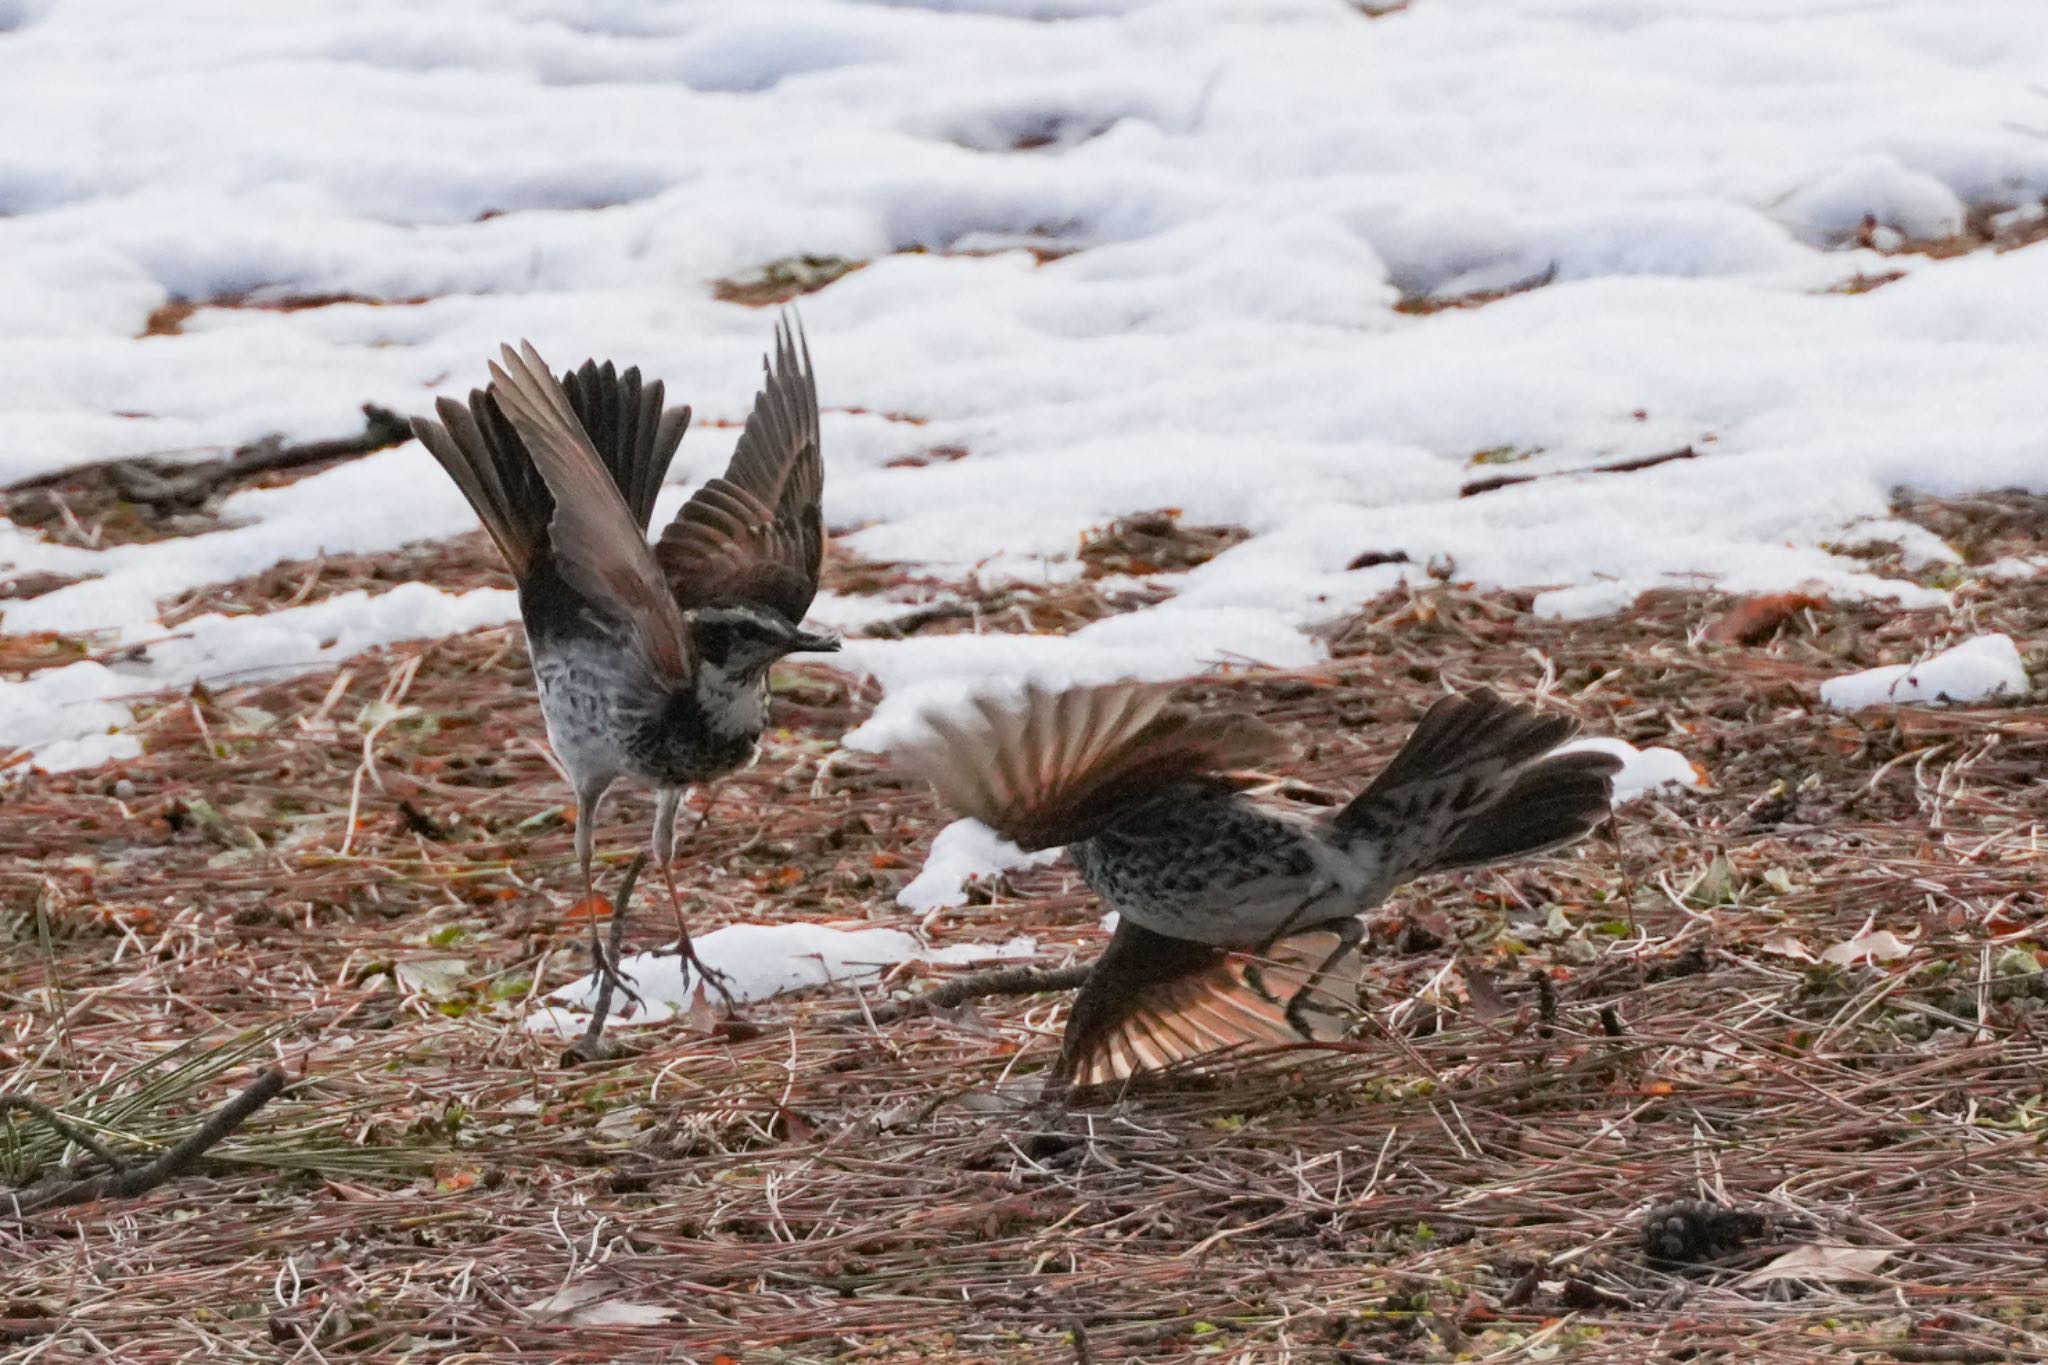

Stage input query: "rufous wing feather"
[
  {"left": 1057, "top": 920, "right": 1365, "bottom": 1092},
  {"left": 890, "top": 680, "right": 1289, "bottom": 851}
]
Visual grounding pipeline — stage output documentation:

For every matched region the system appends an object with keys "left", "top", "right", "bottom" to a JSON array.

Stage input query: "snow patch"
[
  {"left": 897, "top": 817, "right": 1064, "bottom": 913},
  {"left": 1556, "top": 736, "right": 1705, "bottom": 803},
  {"left": 2, "top": 585, "right": 517, "bottom": 773},
  {"left": 1776, "top": 154, "right": 1968, "bottom": 245},
  {"left": 526, "top": 923, "right": 1039, "bottom": 1036},
  {"left": 1819, "top": 633, "right": 2030, "bottom": 710}
]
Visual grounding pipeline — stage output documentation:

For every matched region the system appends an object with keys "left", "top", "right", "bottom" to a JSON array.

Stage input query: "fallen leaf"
[
  {"left": 1705, "top": 592, "right": 1828, "bottom": 645},
  {"left": 683, "top": 981, "right": 717, "bottom": 1033},
  {"left": 928, "top": 1000, "right": 997, "bottom": 1036},
  {"left": 1995, "top": 946, "right": 2042, "bottom": 980},
  {"left": 1761, "top": 933, "right": 1815, "bottom": 962},
  {"left": 1687, "top": 852, "right": 1738, "bottom": 905},
  {"left": 565, "top": 893, "right": 613, "bottom": 922},
  {"left": 776, "top": 1105, "right": 815, "bottom": 1142},
  {"left": 1739, "top": 1243, "right": 1891, "bottom": 1286},
  {"left": 595, "top": 1105, "right": 646, "bottom": 1140},
  {"left": 1464, "top": 966, "right": 1510, "bottom": 1020},
  {"left": 525, "top": 1277, "right": 678, "bottom": 1325},
  {"left": 394, "top": 957, "right": 470, "bottom": 999},
  {"left": 1821, "top": 917, "right": 1915, "bottom": 967}
]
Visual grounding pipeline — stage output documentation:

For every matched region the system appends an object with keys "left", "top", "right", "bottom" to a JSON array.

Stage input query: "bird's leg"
[
  {"left": 1242, "top": 891, "right": 1327, "bottom": 1004},
  {"left": 652, "top": 788, "right": 686, "bottom": 947},
  {"left": 689, "top": 782, "right": 727, "bottom": 840},
  {"left": 576, "top": 782, "right": 640, "bottom": 1010},
  {"left": 1281, "top": 916, "right": 1366, "bottom": 1041},
  {"left": 654, "top": 788, "right": 737, "bottom": 1012}
]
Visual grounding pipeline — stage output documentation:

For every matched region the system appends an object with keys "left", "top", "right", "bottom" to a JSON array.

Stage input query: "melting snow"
[
  {"left": 0, "top": 585, "right": 518, "bottom": 772},
  {"left": 2, "top": 1, "right": 2047, "bottom": 770},
  {"left": 1555, "top": 736, "right": 1705, "bottom": 803},
  {"left": 1819, "top": 633, "right": 2031, "bottom": 710},
  {"left": 896, "top": 818, "right": 1064, "bottom": 914},
  {"left": 526, "top": 922, "right": 1038, "bottom": 1036}
]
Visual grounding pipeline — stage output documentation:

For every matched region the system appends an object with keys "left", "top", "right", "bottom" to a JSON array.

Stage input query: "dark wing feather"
[
  {"left": 889, "top": 680, "right": 1288, "bottom": 851},
  {"left": 413, "top": 355, "right": 689, "bottom": 570},
  {"left": 487, "top": 341, "right": 691, "bottom": 680},
  {"left": 655, "top": 316, "right": 825, "bottom": 624},
  {"left": 558, "top": 358, "right": 692, "bottom": 533},
  {"left": 410, "top": 388, "right": 551, "bottom": 578},
  {"left": 1058, "top": 920, "right": 1362, "bottom": 1091}
]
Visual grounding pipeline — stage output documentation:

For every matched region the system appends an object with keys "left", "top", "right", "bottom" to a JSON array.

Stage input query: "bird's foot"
[
  {"left": 660, "top": 860, "right": 740, "bottom": 1015},
  {"left": 675, "top": 930, "right": 739, "bottom": 1014},
  {"left": 1284, "top": 992, "right": 1324, "bottom": 1043}
]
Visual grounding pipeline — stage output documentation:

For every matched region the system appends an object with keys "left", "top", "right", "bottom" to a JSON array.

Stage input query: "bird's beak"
[{"left": 786, "top": 627, "right": 841, "bottom": 656}]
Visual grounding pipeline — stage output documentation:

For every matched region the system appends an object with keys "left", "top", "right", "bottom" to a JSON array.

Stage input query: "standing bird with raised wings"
[
  {"left": 890, "top": 682, "right": 1621, "bottom": 1092},
  {"left": 411, "top": 318, "right": 836, "bottom": 995}
]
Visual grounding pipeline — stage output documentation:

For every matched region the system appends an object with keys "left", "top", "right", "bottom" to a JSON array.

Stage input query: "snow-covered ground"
[{"left": 3, "top": 0, "right": 2046, "bottom": 773}]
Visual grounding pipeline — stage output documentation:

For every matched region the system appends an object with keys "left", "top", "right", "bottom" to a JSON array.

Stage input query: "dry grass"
[{"left": 1, "top": 495, "right": 2044, "bottom": 1362}]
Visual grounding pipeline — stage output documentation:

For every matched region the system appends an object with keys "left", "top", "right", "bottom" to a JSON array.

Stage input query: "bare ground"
[{"left": 1, "top": 495, "right": 2045, "bottom": 1363}]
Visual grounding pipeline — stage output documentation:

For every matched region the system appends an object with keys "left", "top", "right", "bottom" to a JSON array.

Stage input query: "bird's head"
[{"left": 690, "top": 603, "right": 839, "bottom": 684}]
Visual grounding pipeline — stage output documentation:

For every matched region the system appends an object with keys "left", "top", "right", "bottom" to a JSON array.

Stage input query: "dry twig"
[
  {"left": 831, "top": 962, "right": 1095, "bottom": 1026},
  {"left": 8, "top": 1068, "right": 289, "bottom": 1216}
]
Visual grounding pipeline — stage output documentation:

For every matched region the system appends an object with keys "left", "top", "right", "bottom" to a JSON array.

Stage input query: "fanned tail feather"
[
  {"left": 1332, "top": 688, "right": 1616, "bottom": 887},
  {"left": 1428, "top": 747, "right": 1621, "bottom": 872}
]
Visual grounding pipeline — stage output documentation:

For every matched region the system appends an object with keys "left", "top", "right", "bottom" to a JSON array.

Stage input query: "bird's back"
[{"left": 1069, "top": 783, "right": 1351, "bottom": 947}]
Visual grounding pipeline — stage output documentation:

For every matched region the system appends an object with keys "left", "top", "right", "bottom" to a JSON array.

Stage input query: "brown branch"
[
  {"left": 561, "top": 854, "right": 648, "bottom": 1067},
  {"left": 1460, "top": 445, "right": 1699, "bottom": 499},
  {"left": 10, "top": 1067, "right": 288, "bottom": 1216},
  {"left": 1594, "top": 445, "right": 1700, "bottom": 476},
  {"left": 4, "top": 403, "right": 412, "bottom": 514},
  {"left": 831, "top": 963, "right": 1095, "bottom": 1027}
]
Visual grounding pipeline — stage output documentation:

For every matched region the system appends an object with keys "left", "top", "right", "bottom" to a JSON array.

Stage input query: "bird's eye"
[{"left": 695, "top": 621, "right": 733, "bottom": 664}]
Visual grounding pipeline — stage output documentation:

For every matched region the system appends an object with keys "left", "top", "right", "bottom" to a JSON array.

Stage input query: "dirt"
[{"left": 0, "top": 491, "right": 2042, "bottom": 1361}]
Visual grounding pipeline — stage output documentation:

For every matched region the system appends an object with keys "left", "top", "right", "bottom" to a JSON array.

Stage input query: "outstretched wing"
[
  {"left": 559, "top": 358, "right": 692, "bottom": 534},
  {"left": 654, "top": 316, "right": 825, "bottom": 625},
  {"left": 890, "top": 680, "right": 1289, "bottom": 852},
  {"left": 487, "top": 341, "right": 691, "bottom": 680},
  {"left": 410, "top": 356, "right": 687, "bottom": 577},
  {"left": 1056, "top": 920, "right": 1363, "bottom": 1091}
]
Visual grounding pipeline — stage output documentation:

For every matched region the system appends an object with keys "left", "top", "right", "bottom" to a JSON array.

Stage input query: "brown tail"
[
  {"left": 411, "top": 358, "right": 691, "bottom": 577},
  {"left": 1425, "top": 747, "right": 1620, "bottom": 873},
  {"left": 1332, "top": 689, "right": 1618, "bottom": 888}
]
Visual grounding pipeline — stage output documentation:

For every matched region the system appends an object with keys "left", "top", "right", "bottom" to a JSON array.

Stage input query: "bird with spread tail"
[
  {"left": 410, "top": 318, "right": 837, "bottom": 994},
  {"left": 890, "top": 681, "right": 1622, "bottom": 1091}
]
